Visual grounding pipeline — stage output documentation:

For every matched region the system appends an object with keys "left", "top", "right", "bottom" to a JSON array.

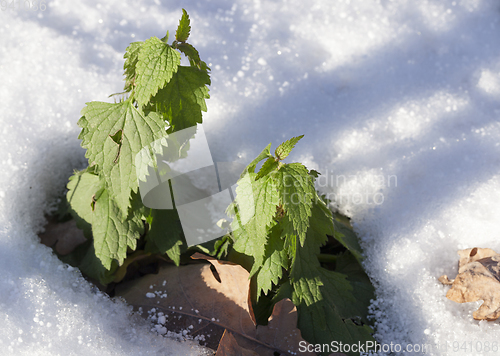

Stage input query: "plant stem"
[{"left": 318, "top": 253, "right": 339, "bottom": 263}]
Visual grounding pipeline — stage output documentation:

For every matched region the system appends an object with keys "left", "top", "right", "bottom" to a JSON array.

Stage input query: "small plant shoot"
[
  {"left": 65, "top": 9, "right": 210, "bottom": 283},
  {"left": 227, "top": 136, "right": 374, "bottom": 351},
  {"left": 61, "top": 9, "right": 374, "bottom": 354}
]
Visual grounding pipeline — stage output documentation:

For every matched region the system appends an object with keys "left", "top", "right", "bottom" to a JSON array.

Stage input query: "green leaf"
[
  {"left": 307, "top": 197, "right": 334, "bottom": 248},
  {"left": 152, "top": 66, "right": 210, "bottom": 131},
  {"left": 255, "top": 157, "right": 278, "bottom": 180},
  {"left": 176, "top": 43, "right": 210, "bottom": 71},
  {"left": 92, "top": 188, "right": 144, "bottom": 269},
  {"left": 285, "top": 222, "right": 374, "bottom": 355},
  {"left": 175, "top": 9, "right": 191, "bottom": 42},
  {"left": 66, "top": 169, "right": 102, "bottom": 238},
  {"left": 123, "top": 41, "right": 143, "bottom": 92},
  {"left": 245, "top": 143, "right": 273, "bottom": 175},
  {"left": 275, "top": 135, "right": 304, "bottom": 161},
  {"left": 59, "top": 239, "right": 118, "bottom": 285},
  {"left": 231, "top": 172, "right": 279, "bottom": 272},
  {"left": 145, "top": 209, "right": 185, "bottom": 265},
  {"left": 334, "top": 252, "right": 375, "bottom": 324},
  {"left": 293, "top": 276, "right": 374, "bottom": 356},
  {"left": 253, "top": 224, "right": 288, "bottom": 298},
  {"left": 277, "top": 163, "right": 315, "bottom": 246},
  {"left": 333, "top": 212, "right": 364, "bottom": 262},
  {"left": 78, "top": 100, "right": 168, "bottom": 218},
  {"left": 135, "top": 37, "right": 181, "bottom": 107}
]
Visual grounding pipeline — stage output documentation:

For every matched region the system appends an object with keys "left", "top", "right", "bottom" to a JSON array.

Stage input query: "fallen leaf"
[
  {"left": 116, "top": 253, "right": 331, "bottom": 355},
  {"left": 216, "top": 331, "right": 259, "bottom": 356},
  {"left": 217, "top": 298, "right": 346, "bottom": 356},
  {"left": 440, "top": 247, "right": 500, "bottom": 320},
  {"left": 39, "top": 218, "right": 87, "bottom": 255}
]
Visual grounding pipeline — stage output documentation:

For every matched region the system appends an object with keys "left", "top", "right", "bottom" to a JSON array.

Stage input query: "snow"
[{"left": 1, "top": 0, "right": 500, "bottom": 355}]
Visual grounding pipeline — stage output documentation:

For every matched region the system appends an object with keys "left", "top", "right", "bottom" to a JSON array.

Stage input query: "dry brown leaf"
[
  {"left": 440, "top": 247, "right": 500, "bottom": 320},
  {"left": 116, "top": 253, "right": 327, "bottom": 355},
  {"left": 39, "top": 218, "right": 86, "bottom": 255},
  {"left": 216, "top": 298, "right": 346, "bottom": 356},
  {"left": 216, "top": 331, "right": 259, "bottom": 356}
]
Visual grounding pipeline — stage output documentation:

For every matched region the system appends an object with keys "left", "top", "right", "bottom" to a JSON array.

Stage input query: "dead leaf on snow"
[
  {"left": 439, "top": 247, "right": 500, "bottom": 320},
  {"left": 116, "top": 253, "right": 330, "bottom": 355}
]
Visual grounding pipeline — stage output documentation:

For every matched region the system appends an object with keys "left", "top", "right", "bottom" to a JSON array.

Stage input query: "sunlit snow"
[{"left": 1, "top": 0, "right": 500, "bottom": 355}]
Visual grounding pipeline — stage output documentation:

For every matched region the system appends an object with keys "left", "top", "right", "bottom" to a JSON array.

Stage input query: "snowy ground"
[{"left": 1, "top": 0, "right": 500, "bottom": 355}]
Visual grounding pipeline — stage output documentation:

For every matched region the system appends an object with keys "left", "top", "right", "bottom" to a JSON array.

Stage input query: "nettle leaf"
[
  {"left": 231, "top": 172, "right": 279, "bottom": 272},
  {"left": 92, "top": 188, "right": 144, "bottom": 270},
  {"left": 123, "top": 41, "right": 143, "bottom": 92},
  {"left": 176, "top": 43, "right": 210, "bottom": 71},
  {"left": 285, "top": 220, "right": 374, "bottom": 355},
  {"left": 333, "top": 212, "right": 364, "bottom": 263},
  {"left": 145, "top": 208, "right": 185, "bottom": 265},
  {"left": 78, "top": 100, "right": 168, "bottom": 218},
  {"left": 254, "top": 224, "right": 288, "bottom": 298},
  {"left": 245, "top": 143, "right": 273, "bottom": 175},
  {"left": 277, "top": 163, "right": 315, "bottom": 246},
  {"left": 255, "top": 157, "right": 278, "bottom": 180},
  {"left": 334, "top": 252, "right": 375, "bottom": 324},
  {"left": 135, "top": 36, "right": 181, "bottom": 107},
  {"left": 152, "top": 66, "right": 210, "bottom": 131},
  {"left": 275, "top": 135, "right": 304, "bottom": 161},
  {"left": 291, "top": 272, "right": 374, "bottom": 356},
  {"left": 175, "top": 8, "right": 191, "bottom": 42},
  {"left": 66, "top": 169, "right": 101, "bottom": 238}
]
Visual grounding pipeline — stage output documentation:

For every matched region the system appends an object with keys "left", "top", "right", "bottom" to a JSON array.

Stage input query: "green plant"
[
  {"left": 226, "top": 137, "right": 374, "bottom": 353},
  {"left": 62, "top": 9, "right": 374, "bottom": 354},
  {"left": 64, "top": 9, "right": 210, "bottom": 284}
]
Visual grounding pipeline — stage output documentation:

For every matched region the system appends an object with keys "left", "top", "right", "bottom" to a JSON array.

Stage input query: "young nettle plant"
[
  {"left": 65, "top": 10, "right": 210, "bottom": 283},
  {"left": 227, "top": 137, "right": 374, "bottom": 350},
  {"left": 62, "top": 9, "right": 374, "bottom": 354}
]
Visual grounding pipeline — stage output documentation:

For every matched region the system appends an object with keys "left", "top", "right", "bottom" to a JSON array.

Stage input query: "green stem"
[{"left": 318, "top": 253, "right": 339, "bottom": 263}]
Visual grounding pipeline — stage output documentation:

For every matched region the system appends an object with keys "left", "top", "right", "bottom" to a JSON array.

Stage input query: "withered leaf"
[
  {"left": 116, "top": 253, "right": 328, "bottom": 355},
  {"left": 216, "top": 331, "right": 259, "bottom": 356},
  {"left": 39, "top": 218, "right": 87, "bottom": 255},
  {"left": 217, "top": 299, "right": 346, "bottom": 356},
  {"left": 440, "top": 247, "right": 500, "bottom": 320}
]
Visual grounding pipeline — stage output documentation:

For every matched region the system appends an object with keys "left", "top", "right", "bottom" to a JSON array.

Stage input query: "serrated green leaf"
[
  {"left": 333, "top": 212, "right": 364, "bottom": 262},
  {"left": 277, "top": 163, "right": 315, "bottom": 246},
  {"left": 231, "top": 173, "right": 279, "bottom": 271},
  {"left": 160, "top": 31, "right": 169, "bottom": 43},
  {"left": 255, "top": 157, "right": 278, "bottom": 180},
  {"left": 175, "top": 9, "right": 191, "bottom": 42},
  {"left": 244, "top": 143, "right": 273, "bottom": 176},
  {"left": 253, "top": 223, "right": 288, "bottom": 298},
  {"left": 275, "top": 135, "right": 303, "bottom": 161},
  {"left": 284, "top": 222, "right": 374, "bottom": 355},
  {"left": 309, "top": 169, "right": 320, "bottom": 178},
  {"left": 145, "top": 209, "right": 184, "bottom": 265},
  {"left": 92, "top": 188, "right": 144, "bottom": 269},
  {"left": 176, "top": 42, "right": 210, "bottom": 71},
  {"left": 334, "top": 252, "right": 374, "bottom": 324},
  {"left": 152, "top": 66, "right": 210, "bottom": 131},
  {"left": 78, "top": 100, "right": 168, "bottom": 218},
  {"left": 123, "top": 41, "right": 143, "bottom": 92},
  {"left": 66, "top": 170, "right": 102, "bottom": 238},
  {"left": 307, "top": 197, "right": 334, "bottom": 246},
  {"left": 135, "top": 37, "right": 181, "bottom": 107}
]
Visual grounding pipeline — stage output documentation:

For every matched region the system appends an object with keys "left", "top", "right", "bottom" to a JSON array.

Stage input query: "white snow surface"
[{"left": 1, "top": 0, "right": 500, "bottom": 355}]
